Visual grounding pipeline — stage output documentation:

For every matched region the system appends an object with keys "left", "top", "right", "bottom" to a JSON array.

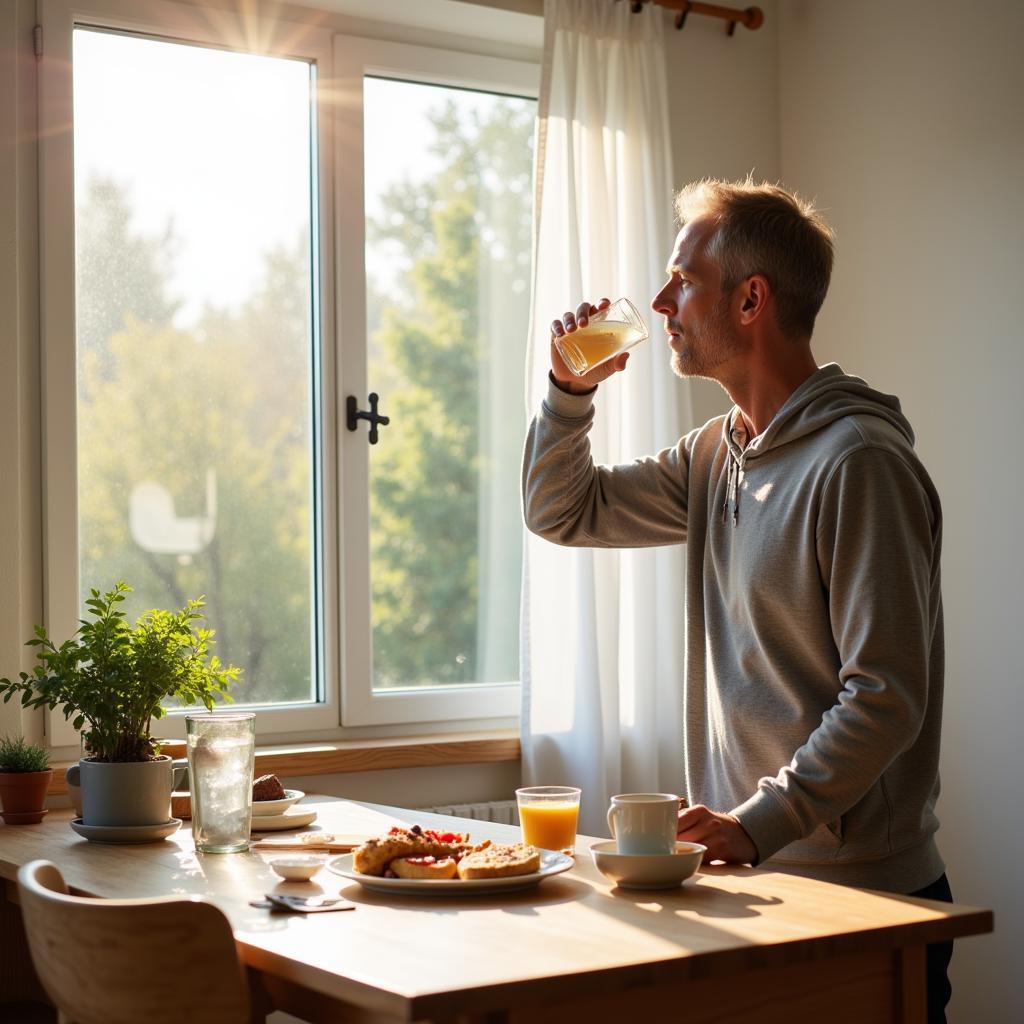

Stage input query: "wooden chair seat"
[{"left": 17, "top": 860, "right": 261, "bottom": 1024}]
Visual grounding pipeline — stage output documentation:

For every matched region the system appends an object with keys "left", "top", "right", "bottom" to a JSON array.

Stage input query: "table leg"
[{"left": 894, "top": 945, "right": 927, "bottom": 1023}]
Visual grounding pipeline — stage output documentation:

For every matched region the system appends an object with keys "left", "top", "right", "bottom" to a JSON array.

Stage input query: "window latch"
[{"left": 346, "top": 393, "right": 390, "bottom": 445}]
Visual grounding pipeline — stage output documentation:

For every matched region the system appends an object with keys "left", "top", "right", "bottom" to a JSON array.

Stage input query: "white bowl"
[
  {"left": 269, "top": 855, "right": 323, "bottom": 881},
  {"left": 591, "top": 840, "right": 706, "bottom": 890}
]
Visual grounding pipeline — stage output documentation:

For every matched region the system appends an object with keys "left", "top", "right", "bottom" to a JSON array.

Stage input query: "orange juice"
[
  {"left": 519, "top": 801, "right": 579, "bottom": 853},
  {"left": 557, "top": 322, "right": 637, "bottom": 376}
]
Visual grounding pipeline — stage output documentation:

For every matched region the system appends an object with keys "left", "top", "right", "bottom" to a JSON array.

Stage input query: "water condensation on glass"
[
  {"left": 363, "top": 77, "right": 535, "bottom": 691},
  {"left": 187, "top": 715, "right": 255, "bottom": 853},
  {"left": 72, "top": 29, "right": 317, "bottom": 706}
]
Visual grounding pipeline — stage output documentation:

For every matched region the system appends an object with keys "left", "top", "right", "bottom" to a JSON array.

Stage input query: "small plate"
[
  {"left": 70, "top": 817, "right": 181, "bottom": 844},
  {"left": 250, "top": 807, "right": 318, "bottom": 832},
  {"left": 327, "top": 849, "right": 574, "bottom": 896},
  {"left": 591, "top": 840, "right": 705, "bottom": 890},
  {"left": 252, "top": 789, "right": 305, "bottom": 816}
]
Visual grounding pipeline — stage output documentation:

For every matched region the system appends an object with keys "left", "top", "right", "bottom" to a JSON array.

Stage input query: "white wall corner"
[{"left": 0, "top": 0, "right": 44, "bottom": 745}]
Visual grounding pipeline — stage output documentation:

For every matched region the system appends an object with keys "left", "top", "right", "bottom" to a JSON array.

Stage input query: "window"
[
  {"left": 335, "top": 38, "right": 537, "bottom": 726},
  {"left": 38, "top": 1, "right": 537, "bottom": 738}
]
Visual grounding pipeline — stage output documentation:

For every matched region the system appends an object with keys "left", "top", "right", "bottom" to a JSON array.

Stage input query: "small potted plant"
[
  {"left": 0, "top": 581, "right": 242, "bottom": 828},
  {"left": 0, "top": 734, "right": 53, "bottom": 824}
]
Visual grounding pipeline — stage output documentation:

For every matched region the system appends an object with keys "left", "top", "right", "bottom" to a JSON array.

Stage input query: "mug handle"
[
  {"left": 65, "top": 764, "right": 80, "bottom": 787},
  {"left": 172, "top": 764, "right": 188, "bottom": 791},
  {"left": 607, "top": 804, "right": 618, "bottom": 839}
]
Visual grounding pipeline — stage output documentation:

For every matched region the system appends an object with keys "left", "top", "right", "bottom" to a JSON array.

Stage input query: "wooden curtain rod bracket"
[{"left": 623, "top": 1, "right": 764, "bottom": 35}]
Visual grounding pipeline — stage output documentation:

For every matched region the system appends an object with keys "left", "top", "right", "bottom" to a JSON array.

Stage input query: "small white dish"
[
  {"left": 70, "top": 818, "right": 182, "bottom": 845},
  {"left": 269, "top": 855, "right": 323, "bottom": 881},
  {"left": 591, "top": 840, "right": 706, "bottom": 890},
  {"left": 250, "top": 807, "right": 318, "bottom": 832},
  {"left": 251, "top": 789, "right": 304, "bottom": 816}
]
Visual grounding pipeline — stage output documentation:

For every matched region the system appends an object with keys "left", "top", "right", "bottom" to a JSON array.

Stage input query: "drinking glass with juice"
[
  {"left": 554, "top": 298, "right": 649, "bottom": 376},
  {"left": 515, "top": 786, "right": 581, "bottom": 855}
]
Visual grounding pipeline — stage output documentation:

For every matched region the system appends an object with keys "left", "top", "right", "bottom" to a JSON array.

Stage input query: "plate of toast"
[{"left": 327, "top": 824, "right": 573, "bottom": 895}]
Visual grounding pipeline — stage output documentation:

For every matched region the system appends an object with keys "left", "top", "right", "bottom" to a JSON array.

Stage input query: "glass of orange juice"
[
  {"left": 515, "top": 785, "right": 581, "bottom": 856},
  {"left": 554, "top": 298, "right": 648, "bottom": 376}
]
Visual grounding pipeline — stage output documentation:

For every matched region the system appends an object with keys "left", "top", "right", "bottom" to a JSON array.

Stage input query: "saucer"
[
  {"left": 70, "top": 818, "right": 182, "bottom": 844},
  {"left": 591, "top": 840, "right": 706, "bottom": 890},
  {"left": 250, "top": 807, "right": 318, "bottom": 832},
  {"left": 1, "top": 809, "right": 49, "bottom": 825}
]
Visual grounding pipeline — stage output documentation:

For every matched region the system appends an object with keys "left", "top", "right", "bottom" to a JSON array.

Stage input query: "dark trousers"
[{"left": 910, "top": 873, "right": 954, "bottom": 1024}]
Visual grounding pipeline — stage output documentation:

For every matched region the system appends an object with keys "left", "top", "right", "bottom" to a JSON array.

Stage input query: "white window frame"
[
  {"left": 332, "top": 36, "right": 537, "bottom": 726},
  {"left": 38, "top": 0, "right": 339, "bottom": 743},
  {"left": 37, "top": 0, "right": 537, "bottom": 741}
]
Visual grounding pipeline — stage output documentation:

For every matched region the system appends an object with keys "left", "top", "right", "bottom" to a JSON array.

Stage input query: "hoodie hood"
[{"left": 719, "top": 363, "right": 915, "bottom": 525}]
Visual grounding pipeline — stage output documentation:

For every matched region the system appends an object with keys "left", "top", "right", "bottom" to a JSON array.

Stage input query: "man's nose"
[{"left": 651, "top": 287, "right": 675, "bottom": 316}]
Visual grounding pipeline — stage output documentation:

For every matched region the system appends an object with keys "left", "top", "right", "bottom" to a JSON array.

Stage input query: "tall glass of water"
[{"left": 186, "top": 712, "right": 256, "bottom": 854}]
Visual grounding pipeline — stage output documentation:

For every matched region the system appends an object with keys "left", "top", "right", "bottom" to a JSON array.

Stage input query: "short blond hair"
[{"left": 674, "top": 177, "right": 835, "bottom": 338}]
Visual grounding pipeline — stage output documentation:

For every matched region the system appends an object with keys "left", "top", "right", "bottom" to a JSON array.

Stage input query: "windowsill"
[{"left": 45, "top": 729, "right": 520, "bottom": 796}]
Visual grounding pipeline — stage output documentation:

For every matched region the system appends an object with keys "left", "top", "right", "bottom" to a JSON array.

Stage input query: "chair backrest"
[{"left": 17, "top": 860, "right": 252, "bottom": 1024}]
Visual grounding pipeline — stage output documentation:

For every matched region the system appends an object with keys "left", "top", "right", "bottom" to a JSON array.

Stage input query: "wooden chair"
[{"left": 17, "top": 859, "right": 263, "bottom": 1024}]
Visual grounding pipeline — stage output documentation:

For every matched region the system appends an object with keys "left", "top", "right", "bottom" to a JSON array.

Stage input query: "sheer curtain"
[{"left": 520, "top": 0, "right": 694, "bottom": 836}]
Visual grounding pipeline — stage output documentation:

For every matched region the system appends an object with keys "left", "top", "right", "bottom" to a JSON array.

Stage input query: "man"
[{"left": 522, "top": 179, "right": 952, "bottom": 1020}]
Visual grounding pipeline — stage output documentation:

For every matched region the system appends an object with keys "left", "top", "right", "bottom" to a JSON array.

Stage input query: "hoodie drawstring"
[{"left": 721, "top": 449, "right": 746, "bottom": 526}]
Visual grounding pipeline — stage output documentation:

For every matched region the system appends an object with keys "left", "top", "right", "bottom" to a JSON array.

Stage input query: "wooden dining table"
[{"left": 0, "top": 795, "right": 992, "bottom": 1024}]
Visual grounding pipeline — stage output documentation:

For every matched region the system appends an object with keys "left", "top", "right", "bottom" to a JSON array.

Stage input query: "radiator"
[{"left": 418, "top": 799, "right": 519, "bottom": 826}]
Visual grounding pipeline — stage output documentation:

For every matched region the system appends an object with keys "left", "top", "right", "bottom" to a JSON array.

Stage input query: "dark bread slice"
[{"left": 252, "top": 774, "right": 287, "bottom": 801}]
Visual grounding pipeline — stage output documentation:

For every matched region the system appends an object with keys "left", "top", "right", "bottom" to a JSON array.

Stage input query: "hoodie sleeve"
[
  {"left": 522, "top": 377, "right": 691, "bottom": 548},
  {"left": 731, "top": 443, "right": 941, "bottom": 863}
]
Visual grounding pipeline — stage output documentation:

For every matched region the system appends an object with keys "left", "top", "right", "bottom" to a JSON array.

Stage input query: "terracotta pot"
[
  {"left": 0, "top": 769, "right": 53, "bottom": 824},
  {"left": 154, "top": 738, "right": 187, "bottom": 760}
]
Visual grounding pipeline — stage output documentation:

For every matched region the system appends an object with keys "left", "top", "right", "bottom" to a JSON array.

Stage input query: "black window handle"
[{"left": 346, "top": 393, "right": 390, "bottom": 445}]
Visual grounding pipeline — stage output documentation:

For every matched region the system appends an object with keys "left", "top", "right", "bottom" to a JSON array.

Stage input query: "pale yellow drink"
[
  {"left": 555, "top": 298, "right": 648, "bottom": 376},
  {"left": 558, "top": 324, "right": 636, "bottom": 375}
]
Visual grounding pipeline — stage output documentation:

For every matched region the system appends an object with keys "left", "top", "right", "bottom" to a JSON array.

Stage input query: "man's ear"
[{"left": 737, "top": 274, "right": 771, "bottom": 326}]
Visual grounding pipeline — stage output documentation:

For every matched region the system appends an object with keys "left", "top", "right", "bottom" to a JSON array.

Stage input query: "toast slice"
[
  {"left": 456, "top": 843, "right": 541, "bottom": 880},
  {"left": 390, "top": 856, "right": 458, "bottom": 880}
]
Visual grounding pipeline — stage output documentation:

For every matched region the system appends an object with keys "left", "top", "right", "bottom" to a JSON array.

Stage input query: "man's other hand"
[
  {"left": 550, "top": 297, "right": 629, "bottom": 393},
  {"left": 676, "top": 804, "right": 758, "bottom": 865}
]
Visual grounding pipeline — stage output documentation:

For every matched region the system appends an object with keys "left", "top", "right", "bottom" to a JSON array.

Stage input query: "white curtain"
[{"left": 521, "top": 0, "right": 694, "bottom": 837}]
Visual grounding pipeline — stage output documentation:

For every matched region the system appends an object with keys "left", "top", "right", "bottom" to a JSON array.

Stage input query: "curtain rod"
[{"left": 621, "top": 1, "right": 765, "bottom": 35}]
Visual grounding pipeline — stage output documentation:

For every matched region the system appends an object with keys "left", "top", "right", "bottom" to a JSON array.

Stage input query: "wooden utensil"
[{"left": 250, "top": 833, "right": 370, "bottom": 852}]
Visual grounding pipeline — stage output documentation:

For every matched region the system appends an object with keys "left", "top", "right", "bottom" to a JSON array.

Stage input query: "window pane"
[
  {"left": 73, "top": 29, "right": 318, "bottom": 707},
  {"left": 363, "top": 77, "right": 535, "bottom": 690}
]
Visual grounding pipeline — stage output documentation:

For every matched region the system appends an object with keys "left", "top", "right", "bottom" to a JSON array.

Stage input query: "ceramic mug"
[{"left": 607, "top": 793, "right": 680, "bottom": 855}]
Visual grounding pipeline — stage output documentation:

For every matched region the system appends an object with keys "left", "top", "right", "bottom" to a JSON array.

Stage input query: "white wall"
[
  {"left": 664, "top": 0, "right": 780, "bottom": 426},
  {"left": 778, "top": 1, "right": 1024, "bottom": 1019}
]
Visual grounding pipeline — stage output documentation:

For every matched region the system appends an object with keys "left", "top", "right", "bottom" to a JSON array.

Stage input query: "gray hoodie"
[{"left": 523, "top": 363, "right": 944, "bottom": 893}]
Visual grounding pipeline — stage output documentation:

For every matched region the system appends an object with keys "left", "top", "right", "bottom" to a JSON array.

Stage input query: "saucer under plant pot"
[{"left": 0, "top": 735, "right": 53, "bottom": 824}]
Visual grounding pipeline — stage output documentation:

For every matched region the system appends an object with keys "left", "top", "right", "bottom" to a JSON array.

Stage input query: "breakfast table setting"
[{"left": 0, "top": 786, "right": 992, "bottom": 1024}]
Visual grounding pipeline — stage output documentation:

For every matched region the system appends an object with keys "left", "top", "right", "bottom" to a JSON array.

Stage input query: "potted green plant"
[
  {"left": 0, "top": 734, "right": 53, "bottom": 824},
  {"left": 0, "top": 581, "right": 242, "bottom": 828}
]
